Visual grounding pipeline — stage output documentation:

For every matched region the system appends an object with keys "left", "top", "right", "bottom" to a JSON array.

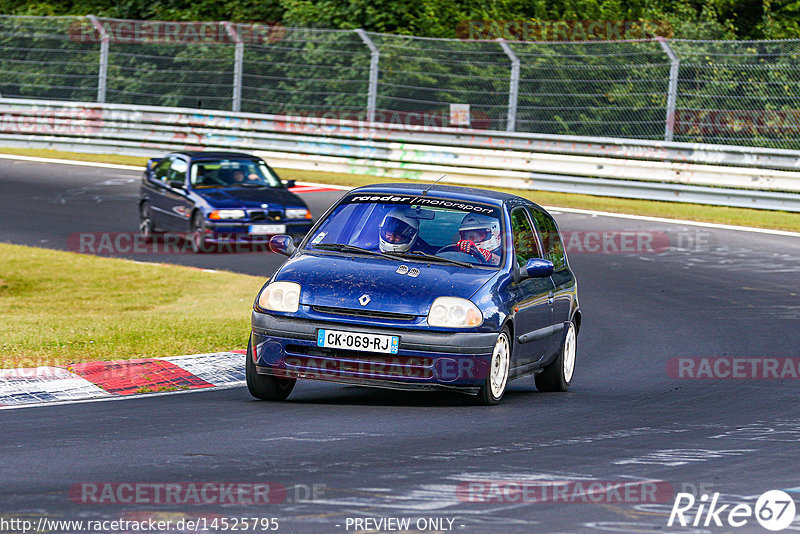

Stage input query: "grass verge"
[
  {"left": 2, "top": 147, "right": 799, "bottom": 232},
  {"left": 0, "top": 243, "right": 264, "bottom": 368}
]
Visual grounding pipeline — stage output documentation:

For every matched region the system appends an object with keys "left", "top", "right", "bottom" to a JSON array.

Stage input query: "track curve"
[{"left": 1, "top": 157, "right": 800, "bottom": 533}]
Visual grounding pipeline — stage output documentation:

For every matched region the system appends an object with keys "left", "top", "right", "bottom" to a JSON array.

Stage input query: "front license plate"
[
  {"left": 249, "top": 224, "right": 286, "bottom": 235},
  {"left": 317, "top": 329, "right": 399, "bottom": 354}
]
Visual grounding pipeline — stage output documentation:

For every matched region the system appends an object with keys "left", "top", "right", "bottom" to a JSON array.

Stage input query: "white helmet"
[
  {"left": 379, "top": 208, "right": 419, "bottom": 253},
  {"left": 459, "top": 213, "right": 501, "bottom": 252}
]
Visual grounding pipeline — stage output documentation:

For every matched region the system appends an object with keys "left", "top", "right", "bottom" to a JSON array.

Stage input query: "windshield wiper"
[
  {"left": 383, "top": 250, "right": 473, "bottom": 268},
  {"left": 311, "top": 243, "right": 399, "bottom": 259},
  {"left": 236, "top": 183, "right": 269, "bottom": 188}
]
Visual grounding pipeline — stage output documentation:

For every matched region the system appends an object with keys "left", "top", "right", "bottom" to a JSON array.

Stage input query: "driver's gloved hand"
[{"left": 456, "top": 240, "right": 492, "bottom": 261}]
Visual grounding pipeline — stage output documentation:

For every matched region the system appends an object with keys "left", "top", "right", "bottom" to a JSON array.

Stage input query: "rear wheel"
[
  {"left": 476, "top": 328, "right": 511, "bottom": 405},
  {"left": 246, "top": 336, "right": 296, "bottom": 401},
  {"left": 139, "top": 202, "right": 156, "bottom": 242},
  {"left": 535, "top": 321, "right": 576, "bottom": 392}
]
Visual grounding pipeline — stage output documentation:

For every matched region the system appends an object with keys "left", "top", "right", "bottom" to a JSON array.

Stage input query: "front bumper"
[
  {"left": 204, "top": 221, "right": 313, "bottom": 242},
  {"left": 251, "top": 311, "right": 498, "bottom": 393}
]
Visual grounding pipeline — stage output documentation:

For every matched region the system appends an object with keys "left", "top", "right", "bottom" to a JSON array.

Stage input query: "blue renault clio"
[{"left": 248, "top": 183, "right": 581, "bottom": 405}]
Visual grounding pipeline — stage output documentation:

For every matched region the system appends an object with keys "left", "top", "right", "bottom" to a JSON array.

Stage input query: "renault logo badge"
[{"left": 359, "top": 294, "right": 370, "bottom": 306}]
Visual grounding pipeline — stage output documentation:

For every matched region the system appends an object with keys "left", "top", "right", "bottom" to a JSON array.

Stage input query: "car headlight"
[
  {"left": 208, "top": 209, "right": 246, "bottom": 220},
  {"left": 427, "top": 297, "right": 483, "bottom": 328},
  {"left": 285, "top": 208, "right": 312, "bottom": 220},
  {"left": 257, "top": 281, "right": 301, "bottom": 313}
]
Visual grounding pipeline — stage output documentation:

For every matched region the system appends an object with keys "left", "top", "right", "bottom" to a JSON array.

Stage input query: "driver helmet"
[
  {"left": 458, "top": 213, "right": 501, "bottom": 252},
  {"left": 379, "top": 208, "right": 419, "bottom": 253}
]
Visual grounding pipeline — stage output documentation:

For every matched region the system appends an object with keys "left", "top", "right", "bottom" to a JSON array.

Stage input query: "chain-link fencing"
[{"left": 3, "top": 15, "right": 800, "bottom": 149}]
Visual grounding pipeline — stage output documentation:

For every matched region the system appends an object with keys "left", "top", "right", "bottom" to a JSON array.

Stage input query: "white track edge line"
[{"left": 0, "top": 152, "right": 796, "bottom": 236}]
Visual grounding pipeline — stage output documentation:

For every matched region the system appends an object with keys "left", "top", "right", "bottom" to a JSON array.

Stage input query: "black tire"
[
  {"left": 476, "top": 327, "right": 511, "bottom": 405},
  {"left": 535, "top": 321, "right": 577, "bottom": 392},
  {"left": 190, "top": 212, "right": 210, "bottom": 253},
  {"left": 246, "top": 336, "right": 296, "bottom": 401},
  {"left": 139, "top": 202, "right": 156, "bottom": 243}
]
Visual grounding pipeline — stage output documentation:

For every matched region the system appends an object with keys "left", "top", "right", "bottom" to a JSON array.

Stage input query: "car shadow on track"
[{"left": 265, "top": 384, "right": 552, "bottom": 407}]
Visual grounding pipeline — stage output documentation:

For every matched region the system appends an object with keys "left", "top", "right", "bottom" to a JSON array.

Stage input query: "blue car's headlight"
[
  {"left": 285, "top": 208, "right": 312, "bottom": 220},
  {"left": 258, "top": 281, "right": 301, "bottom": 313},
  {"left": 427, "top": 297, "right": 483, "bottom": 328},
  {"left": 209, "top": 209, "right": 246, "bottom": 220}
]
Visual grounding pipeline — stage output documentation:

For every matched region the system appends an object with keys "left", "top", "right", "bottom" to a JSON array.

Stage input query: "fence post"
[
  {"left": 87, "top": 15, "right": 108, "bottom": 104},
  {"left": 657, "top": 37, "right": 679, "bottom": 142},
  {"left": 498, "top": 39, "right": 520, "bottom": 132},
  {"left": 223, "top": 22, "right": 244, "bottom": 112},
  {"left": 355, "top": 29, "right": 379, "bottom": 123}
]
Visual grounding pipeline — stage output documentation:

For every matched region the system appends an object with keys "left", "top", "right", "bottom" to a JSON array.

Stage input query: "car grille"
[
  {"left": 248, "top": 210, "right": 283, "bottom": 222},
  {"left": 312, "top": 306, "right": 416, "bottom": 321}
]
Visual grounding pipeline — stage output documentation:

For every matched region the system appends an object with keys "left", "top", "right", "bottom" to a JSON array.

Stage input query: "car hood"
[
  {"left": 275, "top": 253, "right": 496, "bottom": 316},
  {"left": 195, "top": 187, "right": 305, "bottom": 209}
]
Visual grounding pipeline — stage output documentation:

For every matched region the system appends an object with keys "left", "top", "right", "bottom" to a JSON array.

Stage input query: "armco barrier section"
[{"left": 1, "top": 97, "right": 800, "bottom": 212}]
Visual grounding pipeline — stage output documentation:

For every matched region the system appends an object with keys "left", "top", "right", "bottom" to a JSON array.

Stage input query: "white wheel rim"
[
  {"left": 489, "top": 333, "right": 510, "bottom": 399},
  {"left": 563, "top": 323, "right": 576, "bottom": 383}
]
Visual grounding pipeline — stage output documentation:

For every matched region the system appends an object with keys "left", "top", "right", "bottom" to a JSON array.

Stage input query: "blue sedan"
[
  {"left": 139, "top": 151, "right": 314, "bottom": 252},
  {"left": 248, "top": 183, "right": 581, "bottom": 404}
]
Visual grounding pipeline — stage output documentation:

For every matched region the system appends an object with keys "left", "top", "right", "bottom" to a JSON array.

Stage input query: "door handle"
[{"left": 548, "top": 291, "right": 555, "bottom": 304}]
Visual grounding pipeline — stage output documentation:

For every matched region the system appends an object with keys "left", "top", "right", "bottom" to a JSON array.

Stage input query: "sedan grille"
[{"left": 312, "top": 306, "right": 416, "bottom": 321}]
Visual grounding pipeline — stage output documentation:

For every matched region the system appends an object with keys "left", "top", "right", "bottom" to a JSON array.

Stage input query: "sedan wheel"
[
  {"left": 476, "top": 328, "right": 511, "bottom": 405},
  {"left": 139, "top": 203, "right": 155, "bottom": 242},
  {"left": 535, "top": 321, "right": 577, "bottom": 392},
  {"left": 190, "top": 212, "right": 209, "bottom": 253}
]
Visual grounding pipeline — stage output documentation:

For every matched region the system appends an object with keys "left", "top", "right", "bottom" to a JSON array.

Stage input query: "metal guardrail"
[{"left": 2, "top": 97, "right": 800, "bottom": 212}]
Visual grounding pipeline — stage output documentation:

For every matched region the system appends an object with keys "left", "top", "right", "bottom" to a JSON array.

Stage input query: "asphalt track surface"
[{"left": 2, "top": 157, "right": 800, "bottom": 533}]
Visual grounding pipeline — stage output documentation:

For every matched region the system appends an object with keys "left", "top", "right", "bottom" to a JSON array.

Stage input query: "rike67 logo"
[{"left": 669, "top": 490, "right": 797, "bottom": 531}]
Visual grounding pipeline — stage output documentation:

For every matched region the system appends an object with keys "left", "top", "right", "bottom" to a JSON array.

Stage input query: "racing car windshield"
[
  {"left": 190, "top": 159, "right": 282, "bottom": 188},
  {"left": 304, "top": 195, "right": 505, "bottom": 267}
]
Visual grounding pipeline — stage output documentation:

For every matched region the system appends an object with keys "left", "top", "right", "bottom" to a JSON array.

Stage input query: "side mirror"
[
  {"left": 270, "top": 234, "right": 296, "bottom": 256},
  {"left": 169, "top": 180, "right": 184, "bottom": 189},
  {"left": 284, "top": 179, "right": 296, "bottom": 188},
  {"left": 518, "top": 258, "right": 554, "bottom": 280}
]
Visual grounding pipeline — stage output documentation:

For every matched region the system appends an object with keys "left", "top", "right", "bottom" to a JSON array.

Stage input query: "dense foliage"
[{"left": 1, "top": 0, "right": 798, "bottom": 41}]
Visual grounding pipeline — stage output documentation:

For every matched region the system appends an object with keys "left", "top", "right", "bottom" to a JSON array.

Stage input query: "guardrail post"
[
  {"left": 355, "top": 29, "right": 379, "bottom": 123},
  {"left": 87, "top": 15, "right": 108, "bottom": 104},
  {"left": 657, "top": 38, "right": 679, "bottom": 142},
  {"left": 224, "top": 22, "right": 244, "bottom": 112},
  {"left": 498, "top": 39, "right": 520, "bottom": 132}
]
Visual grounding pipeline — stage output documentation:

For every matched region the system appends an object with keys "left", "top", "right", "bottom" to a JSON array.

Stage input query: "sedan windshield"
[
  {"left": 304, "top": 194, "right": 504, "bottom": 267},
  {"left": 190, "top": 159, "right": 282, "bottom": 188}
]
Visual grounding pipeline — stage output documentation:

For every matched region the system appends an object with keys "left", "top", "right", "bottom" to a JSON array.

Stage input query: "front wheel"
[
  {"left": 190, "top": 212, "right": 210, "bottom": 253},
  {"left": 246, "top": 337, "right": 296, "bottom": 401},
  {"left": 535, "top": 321, "right": 576, "bottom": 392},
  {"left": 476, "top": 328, "right": 511, "bottom": 405}
]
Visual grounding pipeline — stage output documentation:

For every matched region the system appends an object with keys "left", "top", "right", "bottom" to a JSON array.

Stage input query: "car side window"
[
  {"left": 167, "top": 158, "right": 188, "bottom": 185},
  {"left": 510, "top": 208, "right": 542, "bottom": 267},
  {"left": 529, "top": 208, "right": 566, "bottom": 271},
  {"left": 152, "top": 158, "right": 172, "bottom": 182}
]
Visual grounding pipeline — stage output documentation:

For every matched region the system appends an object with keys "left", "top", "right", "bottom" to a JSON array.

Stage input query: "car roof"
[
  {"left": 172, "top": 151, "right": 261, "bottom": 161},
  {"left": 349, "top": 182, "right": 543, "bottom": 210}
]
